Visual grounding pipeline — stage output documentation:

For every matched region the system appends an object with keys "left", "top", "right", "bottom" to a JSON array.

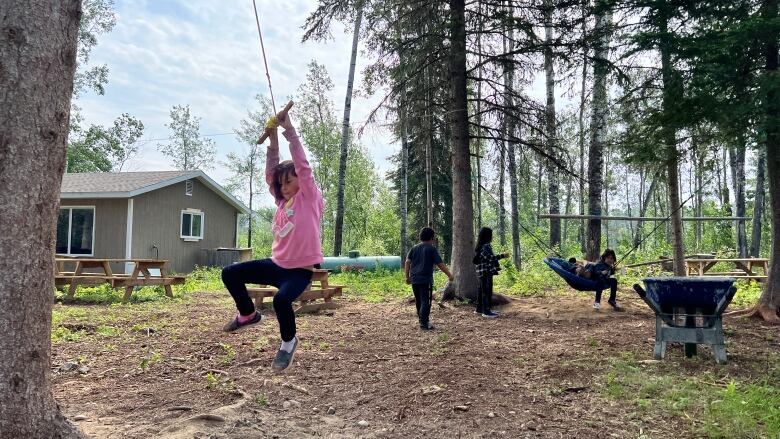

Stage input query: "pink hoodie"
[{"left": 265, "top": 128, "right": 325, "bottom": 269}]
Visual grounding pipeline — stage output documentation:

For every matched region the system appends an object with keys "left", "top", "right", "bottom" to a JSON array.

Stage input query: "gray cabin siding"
[
  {"left": 131, "top": 179, "right": 238, "bottom": 273},
  {"left": 59, "top": 198, "right": 128, "bottom": 273}
]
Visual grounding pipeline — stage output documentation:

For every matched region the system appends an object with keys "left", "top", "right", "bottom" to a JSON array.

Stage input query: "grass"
[{"left": 600, "top": 353, "right": 780, "bottom": 438}]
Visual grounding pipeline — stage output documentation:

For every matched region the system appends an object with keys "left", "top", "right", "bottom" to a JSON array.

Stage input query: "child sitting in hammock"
[{"left": 576, "top": 249, "right": 622, "bottom": 311}]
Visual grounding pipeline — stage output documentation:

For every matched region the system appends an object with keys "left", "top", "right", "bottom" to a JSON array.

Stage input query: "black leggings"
[
  {"left": 221, "top": 259, "right": 313, "bottom": 342},
  {"left": 595, "top": 277, "right": 618, "bottom": 304},
  {"left": 476, "top": 275, "right": 494, "bottom": 313}
]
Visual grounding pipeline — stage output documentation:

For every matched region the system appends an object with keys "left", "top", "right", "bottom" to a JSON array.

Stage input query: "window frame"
[
  {"left": 56, "top": 205, "right": 96, "bottom": 257},
  {"left": 180, "top": 209, "right": 204, "bottom": 241}
]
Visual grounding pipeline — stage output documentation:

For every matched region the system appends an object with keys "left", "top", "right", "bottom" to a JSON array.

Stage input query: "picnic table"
[
  {"left": 685, "top": 258, "right": 769, "bottom": 282},
  {"left": 55, "top": 258, "right": 185, "bottom": 301},
  {"left": 247, "top": 269, "right": 345, "bottom": 314}
]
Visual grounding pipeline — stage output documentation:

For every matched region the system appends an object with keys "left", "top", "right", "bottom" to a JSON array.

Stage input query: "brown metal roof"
[{"left": 61, "top": 171, "right": 191, "bottom": 194}]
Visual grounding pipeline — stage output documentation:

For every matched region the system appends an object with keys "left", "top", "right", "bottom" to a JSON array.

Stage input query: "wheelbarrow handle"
[{"left": 633, "top": 284, "right": 646, "bottom": 298}]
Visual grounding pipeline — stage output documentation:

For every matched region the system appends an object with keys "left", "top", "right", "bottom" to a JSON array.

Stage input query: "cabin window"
[
  {"left": 185, "top": 180, "right": 193, "bottom": 196},
  {"left": 56, "top": 207, "right": 95, "bottom": 256},
  {"left": 181, "top": 209, "right": 204, "bottom": 240}
]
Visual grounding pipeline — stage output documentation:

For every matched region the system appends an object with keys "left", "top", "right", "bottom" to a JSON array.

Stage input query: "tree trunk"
[
  {"left": 756, "top": 0, "right": 780, "bottom": 322},
  {"left": 333, "top": 5, "right": 363, "bottom": 256},
  {"left": 0, "top": 1, "right": 86, "bottom": 437},
  {"left": 749, "top": 146, "right": 766, "bottom": 257},
  {"left": 498, "top": 32, "right": 507, "bottom": 247},
  {"left": 633, "top": 171, "right": 659, "bottom": 248},
  {"left": 400, "top": 91, "right": 409, "bottom": 261},
  {"left": 504, "top": 5, "right": 520, "bottom": 269},
  {"left": 660, "top": 9, "right": 685, "bottom": 276},
  {"left": 544, "top": 0, "right": 560, "bottom": 248},
  {"left": 603, "top": 146, "right": 610, "bottom": 247},
  {"left": 563, "top": 175, "right": 573, "bottom": 243},
  {"left": 475, "top": 0, "right": 483, "bottom": 231},
  {"left": 729, "top": 143, "right": 748, "bottom": 257},
  {"left": 585, "top": 1, "right": 611, "bottom": 261},
  {"left": 441, "top": 0, "right": 478, "bottom": 300},
  {"left": 248, "top": 170, "right": 253, "bottom": 247},
  {"left": 536, "top": 160, "right": 543, "bottom": 225},
  {"left": 694, "top": 145, "right": 704, "bottom": 251},
  {"left": 578, "top": 14, "right": 588, "bottom": 255}
]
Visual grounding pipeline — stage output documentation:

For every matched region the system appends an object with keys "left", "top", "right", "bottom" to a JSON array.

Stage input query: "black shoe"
[
  {"left": 481, "top": 311, "right": 499, "bottom": 318},
  {"left": 420, "top": 323, "right": 435, "bottom": 330},
  {"left": 271, "top": 337, "right": 298, "bottom": 372},
  {"left": 222, "top": 312, "right": 264, "bottom": 333},
  {"left": 608, "top": 300, "right": 624, "bottom": 311}
]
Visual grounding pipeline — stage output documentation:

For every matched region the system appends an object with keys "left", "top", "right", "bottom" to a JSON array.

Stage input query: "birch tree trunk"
[
  {"left": 400, "top": 90, "right": 409, "bottom": 261},
  {"left": 633, "top": 172, "right": 658, "bottom": 248},
  {"left": 0, "top": 1, "right": 86, "bottom": 437},
  {"left": 544, "top": 0, "right": 560, "bottom": 248},
  {"left": 586, "top": 1, "right": 611, "bottom": 261},
  {"left": 749, "top": 146, "right": 766, "bottom": 257},
  {"left": 333, "top": 4, "right": 363, "bottom": 256},
  {"left": 729, "top": 143, "right": 748, "bottom": 257}
]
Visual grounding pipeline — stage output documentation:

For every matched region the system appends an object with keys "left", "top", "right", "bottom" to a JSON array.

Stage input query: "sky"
[{"left": 77, "top": 0, "right": 395, "bottom": 206}]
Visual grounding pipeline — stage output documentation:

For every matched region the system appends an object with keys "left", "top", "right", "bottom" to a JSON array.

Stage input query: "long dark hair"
[
  {"left": 473, "top": 227, "right": 493, "bottom": 264},
  {"left": 272, "top": 160, "right": 296, "bottom": 200},
  {"left": 600, "top": 248, "right": 616, "bottom": 263},
  {"left": 475, "top": 227, "right": 493, "bottom": 253}
]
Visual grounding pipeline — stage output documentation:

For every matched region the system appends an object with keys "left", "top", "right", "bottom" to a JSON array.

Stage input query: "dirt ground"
[{"left": 52, "top": 290, "right": 780, "bottom": 438}]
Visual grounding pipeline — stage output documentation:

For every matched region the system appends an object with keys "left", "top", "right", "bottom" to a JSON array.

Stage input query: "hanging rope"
[{"left": 251, "top": 0, "right": 277, "bottom": 114}]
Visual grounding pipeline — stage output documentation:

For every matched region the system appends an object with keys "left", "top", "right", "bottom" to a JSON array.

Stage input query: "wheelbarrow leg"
[
  {"left": 684, "top": 307, "right": 698, "bottom": 358},
  {"left": 654, "top": 315, "right": 667, "bottom": 360},
  {"left": 712, "top": 317, "right": 728, "bottom": 364}
]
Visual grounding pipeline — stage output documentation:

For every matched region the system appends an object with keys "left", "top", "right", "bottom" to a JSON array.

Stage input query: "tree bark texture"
[
  {"left": 400, "top": 90, "right": 409, "bottom": 262},
  {"left": 544, "top": 0, "right": 560, "bottom": 248},
  {"left": 442, "top": 0, "right": 478, "bottom": 300},
  {"left": 659, "top": 6, "right": 686, "bottom": 276},
  {"left": 757, "top": 0, "right": 780, "bottom": 321},
  {"left": 505, "top": 6, "right": 521, "bottom": 269},
  {"left": 749, "top": 146, "right": 766, "bottom": 257},
  {"left": 0, "top": 1, "right": 86, "bottom": 437},
  {"left": 585, "top": 2, "right": 611, "bottom": 261},
  {"left": 333, "top": 5, "right": 363, "bottom": 256}
]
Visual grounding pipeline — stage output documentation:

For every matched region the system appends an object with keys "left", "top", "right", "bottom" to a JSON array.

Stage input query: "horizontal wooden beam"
[{"left": 538, "top": 214, "right": 752, "bottom": 221}]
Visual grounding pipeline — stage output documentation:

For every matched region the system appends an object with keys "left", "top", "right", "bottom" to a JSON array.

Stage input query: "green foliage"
[
  {"left": 602, "top": 354, "right": 780, "bottom": 439},
  {"left": 73, "top": 0, "right": 117, "bottom": 98},
  {"left": 158, "top": 104, "right": 217, "bottom": 170},
  {"left": 219, "top": 343, "right": 236, "bottom": 365},
  {"left": 731, "top": 280, "right": 764, "bottom": 309},
  {"left": 67, "top": 113, "right": 145, "bottom": 172},
  {"left": 139, "top": 351, "right": 162, "bottom": 372}
]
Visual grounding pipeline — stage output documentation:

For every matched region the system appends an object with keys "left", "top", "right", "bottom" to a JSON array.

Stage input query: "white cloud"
[{"left": 77, "top": 0, "right": 396, "bottom": 206}]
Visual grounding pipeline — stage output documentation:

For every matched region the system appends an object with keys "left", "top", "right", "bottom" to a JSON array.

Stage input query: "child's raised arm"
[
  {"left": 279, "top": 114, "right": 318, "bottom": 198},
  {"left": 264, "top": 128, "right": 281, "bottom": 200}
]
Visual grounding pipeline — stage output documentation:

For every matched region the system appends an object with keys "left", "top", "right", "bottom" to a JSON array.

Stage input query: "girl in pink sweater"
[{"left": 221, "top": 112, "right": 324, "bottom": 372}]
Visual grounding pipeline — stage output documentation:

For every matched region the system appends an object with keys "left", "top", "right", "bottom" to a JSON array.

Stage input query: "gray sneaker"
[
  {"left": 222, "top": 312, "right": 263, "bottom": 333},
  {"left": 271, "top": 337, "right": 298, "bottom": 372}
]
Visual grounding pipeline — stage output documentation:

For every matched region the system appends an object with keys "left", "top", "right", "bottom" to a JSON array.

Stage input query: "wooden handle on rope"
[{"left": 257, "top": 100, "right": 295, "bottom": 144}]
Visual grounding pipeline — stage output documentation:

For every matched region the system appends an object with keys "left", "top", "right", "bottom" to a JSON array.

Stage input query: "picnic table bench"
[
  {"left": 55, "top": 258, "right": 186, "bottom": 301},
  {"left": 247, "top": 269, "right": 345, "bottom": 314},
  {"left": 685, "top": 258, "right": 769, "bottom": 282}
]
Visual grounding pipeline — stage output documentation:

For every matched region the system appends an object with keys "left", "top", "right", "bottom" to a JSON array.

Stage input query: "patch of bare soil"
[{"left": 52, "top": 289, "right": 779, "bottom": 438}]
